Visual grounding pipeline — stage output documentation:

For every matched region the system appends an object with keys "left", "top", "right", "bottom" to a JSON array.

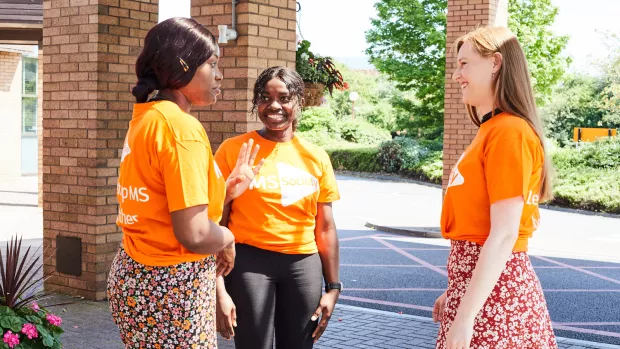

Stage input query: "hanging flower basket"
[
  {"left": 303, "top": 82, "right": 326, "bottom": 107},
  {"left": 296, "top": 39, "right": 348, "bottom": 108}
]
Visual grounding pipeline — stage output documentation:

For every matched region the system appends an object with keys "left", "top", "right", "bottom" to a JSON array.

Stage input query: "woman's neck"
[
  {"left": 258, "top": 127, "right": 294, "bottom": 143},
  {"left": 154, "top": 89, "right": 191, "bottom": 113}
]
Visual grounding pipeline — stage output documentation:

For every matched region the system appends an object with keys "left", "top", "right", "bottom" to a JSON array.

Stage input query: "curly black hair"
[{"left": 252, "top": 67, "right": 305, "bottom": 130}]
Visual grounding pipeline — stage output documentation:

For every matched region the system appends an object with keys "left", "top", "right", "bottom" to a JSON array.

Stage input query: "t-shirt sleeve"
[
  {"left": 484, "top": 130, "right": 536, "bottom": 204},
  {"left": 159, "top": 139, "right": 211, "bottom": 212},
  {"left": 214, "top": 140, "right": 233, "bottom": 180},
  {"left": 318, "top": 151, "right": 340, "bottom": 203}
]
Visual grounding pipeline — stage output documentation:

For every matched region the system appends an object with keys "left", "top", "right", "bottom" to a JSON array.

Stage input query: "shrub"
[
  {"left": 298, "top": 107, "right": 339, "bottom": 133},
  {"left": 327, "top": 147, "right": 382, "bottom": 173},
  {"left": 338, "top": 120, "right": 391, "bottom": 145}
]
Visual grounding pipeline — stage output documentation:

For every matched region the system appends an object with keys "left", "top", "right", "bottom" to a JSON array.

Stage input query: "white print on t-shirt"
[
  {"left": 447, "top": 152, "right": 466, "bottom": 189},
  {"left": 117, "top": 183, "right": 150, "bottom": 203},
  {"left": 532, "top": 216, "right": 541, "bottom": 230},
  {"left": 117, "top": 208, "right": 138, "bottom": 225},
  {"left": 121, "top": 138, "right": 131, "bottom": 163},
  {"left": 249, "top": 162, "right": 319, "bottom": 207},
  {"left": 214, "top": 160, "right": 223, "bottom": 179},
  {"left": 525, "top": 190, "right": 540, "bottom": 206}
]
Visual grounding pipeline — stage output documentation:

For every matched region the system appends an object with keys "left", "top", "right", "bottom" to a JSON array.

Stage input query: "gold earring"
[{"left": 179, "top": 58, "right": 189, "bottom": 72}]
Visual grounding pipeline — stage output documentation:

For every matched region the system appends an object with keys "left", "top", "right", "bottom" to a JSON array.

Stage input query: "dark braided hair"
[
  {"left": 252, "top": 67, "right": 305, "bottom": 130},
  {"left": 132, "top": 17, "right": 218, "bottom": 103}
]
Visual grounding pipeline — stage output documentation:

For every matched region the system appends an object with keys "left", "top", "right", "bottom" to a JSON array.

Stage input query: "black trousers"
[{"left": 225, "top": 243, "right": 323, "bottom": 349}]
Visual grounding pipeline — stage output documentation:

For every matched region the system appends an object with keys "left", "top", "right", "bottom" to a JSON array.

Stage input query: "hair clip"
[{"left": 179, "top": 58, "right": 189, "bottom": 72}]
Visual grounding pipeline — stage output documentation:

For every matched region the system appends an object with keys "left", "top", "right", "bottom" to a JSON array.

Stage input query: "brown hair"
[{"left": 454, "top": 26, "right": 553, "bottom": 201}]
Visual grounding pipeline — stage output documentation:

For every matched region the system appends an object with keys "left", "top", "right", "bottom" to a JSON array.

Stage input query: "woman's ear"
[{"left": 492, "top": 52, "right": 503, "bottom": 74}]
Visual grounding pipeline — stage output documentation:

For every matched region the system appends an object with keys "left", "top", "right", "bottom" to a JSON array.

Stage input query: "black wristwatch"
[{"left": 325, "top": 282, "right": 343, "bottom": 293}]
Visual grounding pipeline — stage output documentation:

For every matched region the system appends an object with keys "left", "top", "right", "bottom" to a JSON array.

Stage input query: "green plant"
[
  {"left": 298, "top": 107, "right": 339, "bottom": 133},
  {"left": 376, "top": 137, "right": 443, "bottom": 183},
  {"left": 296, "top": 40, "right": 347, "bottom": 95},
  {"left": 338, "top": 120, "right": 391, "bottom": 145},
  {"left": 297, "top": 129, "right": 335, "bottom": 147},
  {"left": 327, "top": 147, "right": 382, "bottom": 173},
  {"left": 1, "top": 236, "right": 63, "bottom": 349}
]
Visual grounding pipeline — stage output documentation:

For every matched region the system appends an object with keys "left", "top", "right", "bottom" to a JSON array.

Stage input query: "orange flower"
[
  {"left": 143, "top": 290, "right": 150, "bottom": 296},
  {"left": 193, "top": 279, "right": 200, "bottom": 288},
  {"left": 182, "top": 320, "right": 191, "bottom": 331},
  {"left": 127, "top": 297, "right": 137, "bottom": 308},
  {"left": 170, "top": 268, "right": 178, "bottom": 275},
  {"left": 154, "top": 345, "right": 161, "bottom": 349},
  {"left": 173, "top": 320, "right": 181, "bottom": 328},
  {"left": 147, "top": 317, "right": 156, "bottom": 326},
  {"left": 139, "top": 323, "right": 145, "bottom": 329}
]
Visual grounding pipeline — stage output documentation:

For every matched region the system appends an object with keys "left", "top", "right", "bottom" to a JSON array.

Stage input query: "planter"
[{"left": 303, "top": 82, "right": 326, "bottom": 107}]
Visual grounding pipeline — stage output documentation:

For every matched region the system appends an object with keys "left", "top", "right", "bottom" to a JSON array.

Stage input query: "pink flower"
[
  {"left": 2, "top": 331, "right": 20, "bottom": 349},
  {"left": 21, "top": 323, "right": 38, "bottom": 340},
  {"left": 46, "top": 313, "right": 62, "bottom": 327},
  {"left": 309, "top": 58, "right": 314, "bottom": 65},
  {"left": 31, "top": 302, "right": 40, "bottom": 312}
]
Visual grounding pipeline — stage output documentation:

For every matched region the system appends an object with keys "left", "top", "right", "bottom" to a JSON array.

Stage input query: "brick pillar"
[
  {"left": 442, "top": 0, "right": 508, "bottom": 188},
  {"left": 191, "top": 0, "right": 297, "bottom": 149},
  {"left": 42, "top": 0, "right": 158, "bottom": 300},
  {"left": 38, "top": 44, "right": 43, "bottom": 207}
]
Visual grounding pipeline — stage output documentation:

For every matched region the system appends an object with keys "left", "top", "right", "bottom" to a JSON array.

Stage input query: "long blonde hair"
[{"left": 454, "top": 26, "right": 553, "bottom": 202}]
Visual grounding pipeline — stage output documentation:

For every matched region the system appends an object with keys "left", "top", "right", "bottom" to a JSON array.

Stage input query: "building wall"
[
  {"left": 442, "top": 0, "right": 508, "bottom": 189},
  {"left": 0, "top": 51, "right": 22, "bottom": 177}
]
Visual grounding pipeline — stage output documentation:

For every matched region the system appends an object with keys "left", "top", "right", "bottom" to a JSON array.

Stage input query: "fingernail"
[{"left": 311, "top": 316, "right": 317, "bottom": 321}]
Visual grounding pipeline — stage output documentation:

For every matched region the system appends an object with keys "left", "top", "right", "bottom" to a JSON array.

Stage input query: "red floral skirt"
[{"left": 436, "top": 240, "right": 557, "bottom": 349}]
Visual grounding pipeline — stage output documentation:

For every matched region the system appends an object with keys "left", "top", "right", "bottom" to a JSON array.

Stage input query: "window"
[{"left": 22, "top": 57, "right": 37, "bottom": 135}]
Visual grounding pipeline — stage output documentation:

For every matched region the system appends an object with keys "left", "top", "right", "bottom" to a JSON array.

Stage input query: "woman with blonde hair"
[{"left": 433, "top": 26, "right": 557, "bottom": 349}]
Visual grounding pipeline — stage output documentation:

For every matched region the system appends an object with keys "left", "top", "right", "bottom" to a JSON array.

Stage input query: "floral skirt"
[
  {"left": 436, "top": 240, "right": 557, "bottom": 349},
  {"left": 107, "top": 248, "right": 217, "bottom": 349}
]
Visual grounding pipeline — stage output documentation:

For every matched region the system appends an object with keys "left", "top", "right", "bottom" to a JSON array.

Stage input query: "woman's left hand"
[
  {"left": 225, "top": 139, "right": 264, "bottom": 202},
  {"left": 311, "top": 290, "right": 339, "bottom": 343},
  {"left": 216, "top": 241, "right": 235, "bottom": 277},
  {"left": 445, "top": 314, "right": 474, "bottom": 349}
]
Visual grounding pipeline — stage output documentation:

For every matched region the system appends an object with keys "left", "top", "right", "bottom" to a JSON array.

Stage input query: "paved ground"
[
  {"left": 333, "top": 175, "right": 620, "bottom": 345},
  {"left": 336, "top": 228, "right": 620, "bottom": 346},
  {"left": 3, "top": 174, "right": 620, "bottom": 348},
  {"left": 37, "top": 293, "right": 619, "bottom": 349}
]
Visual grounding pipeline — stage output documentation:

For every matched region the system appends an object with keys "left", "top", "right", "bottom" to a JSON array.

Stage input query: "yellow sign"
[{"left": 573, "top": 128, "right": 617, "bottom": 142}]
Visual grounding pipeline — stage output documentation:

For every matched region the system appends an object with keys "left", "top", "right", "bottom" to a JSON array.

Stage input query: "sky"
[{"left": 159, "top": 0, "right": 620, "bottom": 74}]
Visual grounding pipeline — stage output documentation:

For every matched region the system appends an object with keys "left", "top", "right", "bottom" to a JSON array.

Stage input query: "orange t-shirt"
[
  {"left": 214, "top": 131, "right": 340, "bottom": 254},
  {"left": 117, "top": 100, "right": 225, "bottom": 266},
  {"left": 441, "top": 112, "right": 544, "bottom": 252}
]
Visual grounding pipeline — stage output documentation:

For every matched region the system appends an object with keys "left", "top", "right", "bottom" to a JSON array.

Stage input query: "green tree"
[
  {"left": 508, "top": 0, "right": 571, "bottom": 105},
  {"left": 540, "top": 75, "right": 609, "bottom": 146},
  {"left": 599, "top": 33, "right": 620, "bottom": 124},
  {"left": 365, "top": 0, "right": 569, "bottom": 139},
  {"left": 365, "top": 0, "right": 446, "bottom": 139}
]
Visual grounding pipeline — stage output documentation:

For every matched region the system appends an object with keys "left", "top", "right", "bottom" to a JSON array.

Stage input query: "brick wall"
[
  {"left": 442, "top": 0, "right": 508, "bottom": 189},
  {"left": 0, "top": 52, "right": 22, "bottom": 177},
  {"left": 38, "top": 45, "right": 43, "bottom": 207},
  {"left": 191, "top": 0, "right": 297, "bottom": 149},
  {"left": 42, "top": 0, "right": 158, "bottom": 300},
  {"left": 0, "top": 51, "right": 20, "bottom": 92}
]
